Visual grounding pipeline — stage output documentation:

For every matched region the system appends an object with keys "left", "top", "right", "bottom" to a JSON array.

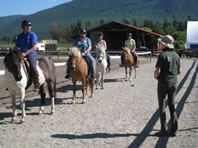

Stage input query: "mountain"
[{"left": 0, "top": 0, "right": 197, "bottom": 39}]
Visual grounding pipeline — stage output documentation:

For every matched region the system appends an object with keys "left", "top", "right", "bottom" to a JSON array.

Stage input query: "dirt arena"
[{"left": 0, "top": 57, "right": 197, "bottom": 148}]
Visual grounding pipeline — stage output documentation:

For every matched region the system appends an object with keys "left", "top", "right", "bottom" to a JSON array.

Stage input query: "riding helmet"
[
  {"left": 79, "top": 29, "right": 87, "bottom": 34},
  {"left": 21, "top": 20, "right": 32, "bottom": 29},
  {"left": 98, "top": 32, "right": 103, "bottom": 36},
  {"left": 127, "top": 33, "right": 132, "bottom": 36}
]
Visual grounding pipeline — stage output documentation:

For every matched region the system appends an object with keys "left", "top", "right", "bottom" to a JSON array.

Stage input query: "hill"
[{"left": 0, "top": 0, "right": 197, "bottom": 39}]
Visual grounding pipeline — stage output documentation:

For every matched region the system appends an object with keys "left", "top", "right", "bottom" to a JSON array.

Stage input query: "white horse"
[
  {"left": 4, "top": 49, "right": 56, "bottom": 122},
  {"left": 95, "top": 45, "right": 108, "bottom": 89}
]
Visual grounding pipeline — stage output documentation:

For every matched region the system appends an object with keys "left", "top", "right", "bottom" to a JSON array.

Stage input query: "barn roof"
[{"left": 89, "top": 21, "right": 163, "bottom": 37}]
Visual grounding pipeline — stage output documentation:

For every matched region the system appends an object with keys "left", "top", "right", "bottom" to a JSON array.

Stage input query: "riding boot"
[{"left": 34, "top": 71, "right": 40, "bottom": 91}]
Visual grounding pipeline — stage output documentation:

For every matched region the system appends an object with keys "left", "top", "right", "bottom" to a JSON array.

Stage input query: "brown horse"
[
  {"left": 123, "top": 47, "right": 136, "bottom": 81},
  {"left": 68, "top": 47, "right": 96, "bottom": 104}
]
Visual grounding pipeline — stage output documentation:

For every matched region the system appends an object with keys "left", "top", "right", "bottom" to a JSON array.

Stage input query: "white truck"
[
  {"left": 37, "top": 42, "right": 45, "bottom": 52},
  {"left": 185, "top": 21, "right": 198, "bottom": 49}
]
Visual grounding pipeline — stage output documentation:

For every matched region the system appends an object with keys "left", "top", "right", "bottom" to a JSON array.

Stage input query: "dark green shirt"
[{"left": 155, "top": 48, "right": 180, "bottom": 85}]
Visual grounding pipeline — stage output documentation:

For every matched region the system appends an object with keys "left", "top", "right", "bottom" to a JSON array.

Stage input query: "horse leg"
[
  {"left": 39, "top": 84, "right": 46, "bottom": 114},
  {"left": 90, "top": 79, "right": 94, "bottom": 98},
  {"left": 96, "top": 72, "right": 99, "bottom": 89},
  {"left": 82, "top": 79, "right": 87, "bottom": 104},
  {"left": 101, "top": 73, "right": 104, "bottom": 89},
  {"left": 129, "top": 66, "right": 132, "bottom": 81},
  {"left": 72, "top": 82, "right": 76, "bottom": 104},
  {"left": 11, "top": 94, "right": 17, "bottom": 122},
  {"left": 47, "top": 81, "right": 56, "bottom": 114},
  {"left": 125, "top": 67, "right": 128, "bottom": 81},
  {"left": 20, "top": 88, "right": 26, "bottom": 122},
  {"left": 134, "top": 66, "right": 136, "bottom": 79}
]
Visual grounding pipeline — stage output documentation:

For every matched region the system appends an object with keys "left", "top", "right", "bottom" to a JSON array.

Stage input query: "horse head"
[
  {"left": 96, "top": 45, "right": 106, "bottom": 63},
  {"left": 123, "top": 47, "right": 131, "bottom": 59},
  {"left": 68, "top": 47, "right": 81, "bottom": 71},
  {"left": 4, "top": 49, "right": 23, "bottom": 81}
]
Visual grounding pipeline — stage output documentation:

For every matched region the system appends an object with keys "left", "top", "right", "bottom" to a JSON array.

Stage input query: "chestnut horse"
[
  {"left": 68, "top": 47, "right": 96, "bottom": 104},
  {"left": 123, "top": 47, "right": 136, "bottom": 81},
  {"left": 4, "top": 49, "right": 56, "bottom": 122}
]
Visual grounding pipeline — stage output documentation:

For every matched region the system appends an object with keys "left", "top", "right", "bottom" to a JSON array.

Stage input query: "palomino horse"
[
  {"left": 95, "top": 45, "right": 107, "bottom": 89},
  {"left": 4, "top": 49, "right": 56, "bottom": 122},
  {"left": 123, "top": 47, "right": 136, "bottom": 81},
  {"left": 68, "top": 47, "right": 96, "bottom": 104}
]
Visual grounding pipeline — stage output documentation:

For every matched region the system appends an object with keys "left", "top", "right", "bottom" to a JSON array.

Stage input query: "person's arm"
[
  {"left": 22, "top": 44, "right": 37, "bottom": 57},
  {"left": 132, "top": 40, "right": 136, "bottom": 52},
  {"left": 103, "top": 40, "right": 107, "bottom": 50},
  {"left": 154, "top": 67, "right": 161, "bottom": 79},
  {"left": 178, "top": 68, "right": 181, "bottom": 75}
]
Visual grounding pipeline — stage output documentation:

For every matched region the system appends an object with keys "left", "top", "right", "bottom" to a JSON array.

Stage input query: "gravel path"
[{"left": 0, "top": 58, "right": 197, "bottom": 148}]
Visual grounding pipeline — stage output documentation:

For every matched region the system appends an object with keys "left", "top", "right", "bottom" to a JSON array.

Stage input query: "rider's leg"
[
  {"left": 106, "top": 52, "right": 111, "bottom": 69},
  {"left": 86, "top": 53, "right": 95, "bottom": 79},
  {"left": 27, "top": 56, "right": 40, "bottom": 89}
]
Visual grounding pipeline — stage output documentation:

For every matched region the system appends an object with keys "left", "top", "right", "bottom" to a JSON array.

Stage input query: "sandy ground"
[{"left": 0, "top": 58, "right": 197, "bottom": 148}]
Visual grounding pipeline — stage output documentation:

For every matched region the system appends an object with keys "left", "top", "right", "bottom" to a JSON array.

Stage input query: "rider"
[
  {"left": 94, "top": 32, "right": 111, "bottom": 71},
  {"left": 15, "top": 20, "right": 39, "bottom": 90},
  {"left": 65, "top": 29, "right": 96, "bottom": 80},
  {"left": 121, "top": 33, "right": 138, "bottom": 67}
]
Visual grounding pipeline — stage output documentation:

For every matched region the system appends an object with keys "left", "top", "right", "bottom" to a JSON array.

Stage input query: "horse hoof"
[
  {"left": 11, "top": 117, "right": 17, "bottom": 123},
  {"left": 82, "top": 100, "right": 86, "bottom": 104},
  {"left": 71, "top": 100, "right": 75, "bottom": 104},
  {"left": 101, "top": 87, "right": 104, "bottom": 89},
  {"left": 20, "top": 118, "right": 25, "bottom": 123},
  {"left": 51, "top": 110, "right": 55, "bottom": 115}
]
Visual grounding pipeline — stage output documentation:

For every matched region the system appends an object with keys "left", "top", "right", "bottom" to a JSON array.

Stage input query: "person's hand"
[
  {"left": 22, "top": 53, "right": 27, "bottom": 57},
  {"left": 81, "top": 52, "right": 85, "bottom": 56}
]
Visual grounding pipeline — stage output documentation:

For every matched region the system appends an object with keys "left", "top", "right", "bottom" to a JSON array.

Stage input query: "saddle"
[{"left": 83, "top": 56, "right": 92, "bottom": 76}]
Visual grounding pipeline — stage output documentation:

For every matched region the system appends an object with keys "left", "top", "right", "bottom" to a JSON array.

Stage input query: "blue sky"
[{"left": 0, "top": 0, "right": 71, "bottom": 17}]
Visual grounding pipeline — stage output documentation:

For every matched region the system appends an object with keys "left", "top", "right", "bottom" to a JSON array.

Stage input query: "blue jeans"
[
  {"left": 106, "top": 52, "right": 111, "bottom": 67},
  {"left": 66, "top": 53, "right": 95, "bottom": 74},
  {"left": 27, "top": 56, "right": 37, "bottom": 72}
]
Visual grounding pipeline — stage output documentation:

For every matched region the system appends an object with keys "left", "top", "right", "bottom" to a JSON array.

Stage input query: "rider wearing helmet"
[
  {"left": 94, "top": 32, "right": 111, "bottom": 71},
  {"left": 65, "top": 29, "right": 96, "bottom": 79},
  {"left": 121, "top": 32, "right": 138, "bottom": 67},
  {"left": 16, "top": 20, "right": 40, "bottom": 90}
]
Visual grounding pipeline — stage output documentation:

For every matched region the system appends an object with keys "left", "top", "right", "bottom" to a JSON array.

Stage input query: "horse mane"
[
  {"left": 68, "top": 47, "right": 81, "bottom": 58},
  {"left": 123, "top": 47, "right": 131, "bottom": 55},
  {"left": 4, "top": 49, "right": 23, "bottom": 68}
]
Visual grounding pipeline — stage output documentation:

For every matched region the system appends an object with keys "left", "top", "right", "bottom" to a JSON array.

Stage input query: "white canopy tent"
[{"left": 186, "top": 21, "right": 198, "bottom": 49}]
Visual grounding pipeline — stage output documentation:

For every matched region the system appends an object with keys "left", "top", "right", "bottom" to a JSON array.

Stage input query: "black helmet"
[
  {"left": 21, "top": 20, "right": 32, "bottom": 29},
  {"left": 97, "top": 32, "right": 103, "bottom": 36},
  {"left": 79, "top": 29, "right": 87, "bottom": 34},
  {"left": 127, "top": 33, "right": 132, "bottom": 36}
]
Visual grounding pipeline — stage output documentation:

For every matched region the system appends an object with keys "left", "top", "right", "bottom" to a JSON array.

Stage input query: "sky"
[{"left": 0, "top": 0, "right": 72, "bottom": 17}]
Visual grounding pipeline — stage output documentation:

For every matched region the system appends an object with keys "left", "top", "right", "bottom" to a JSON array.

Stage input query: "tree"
[
  {"left": 163, "top": 17, "right": 171, "bottom": 30},
  {"left": 132, "top": 18, "right": 137, "bottom": 26},
  {"left": 143, "top": 19, "right": 154, "bottom": 29},
  {"left": 50, "top": 23, "right": 60, "bottom": 40},
  {"left": 122, "top": 18, "right": 131, "bottom": 24},
  {"left": 100, "top": 19, "right": 105, "bottom": 25}
]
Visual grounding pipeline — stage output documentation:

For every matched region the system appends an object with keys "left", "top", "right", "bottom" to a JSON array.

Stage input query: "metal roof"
[{"left": 89, "top": 21, "right": 164, "bottom": 37}]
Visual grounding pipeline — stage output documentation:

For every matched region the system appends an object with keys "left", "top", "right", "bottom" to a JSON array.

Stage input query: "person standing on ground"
[
  {"left": 94, "top": 32, "right": 111, "bottom": 71},
  {"left": 16, "top": 20, "right": 39, "bottom": 90},
  {"left": 154, "top": 35, "right": 181, "bottom": 137}
]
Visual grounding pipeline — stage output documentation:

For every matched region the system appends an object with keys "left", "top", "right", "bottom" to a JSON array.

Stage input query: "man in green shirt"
[{"left": 154, "top": 35, "right": 181, "bottom": 137}]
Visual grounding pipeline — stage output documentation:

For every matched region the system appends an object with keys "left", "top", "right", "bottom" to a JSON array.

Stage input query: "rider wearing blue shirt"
[
  {"left": 65, "top": 29, "right": 96, "bottom": 79},
  {"left": 15, "top": 20, "right": 40, "bottom": 90}
]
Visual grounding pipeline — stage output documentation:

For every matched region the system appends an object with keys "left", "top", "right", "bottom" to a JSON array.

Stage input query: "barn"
[{"left": 88, "top": 21, "right": 163, "bottom": 51}]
